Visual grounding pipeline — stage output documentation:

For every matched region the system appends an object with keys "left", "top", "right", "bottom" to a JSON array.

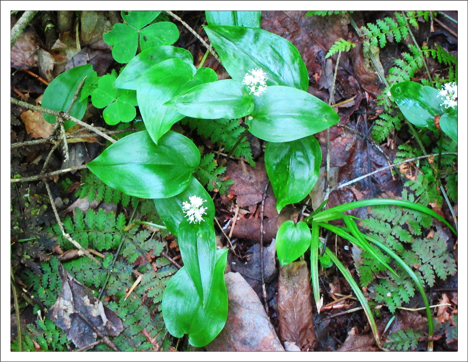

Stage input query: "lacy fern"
[
  {"left": 326, "top": 38, "right": 356, "bottom": 58},
  {"left": 195, "top": 153, "right": 234, "bottom": 194},
  {"left": 361, "top": 12, "right": 410, "bottom": 48},
  {"left": 383, "top": 328, "right": 423, "bottom": 351},
  {"left": 306, "top": 11, "right": 352, "bottom": 17}
]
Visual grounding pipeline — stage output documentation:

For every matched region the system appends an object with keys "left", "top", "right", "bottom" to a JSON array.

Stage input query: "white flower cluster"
[
  {"left": 182, "top": 196, "right": 207, "bottom": 224},
  {"left": 438, "top": 82, "right": 457, "bottom": 109},
  {"left": 242, "top": 68, "right": 268, "bottom": 96}
]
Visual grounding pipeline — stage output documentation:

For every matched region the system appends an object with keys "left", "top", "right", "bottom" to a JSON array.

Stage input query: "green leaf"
[
  {"left": 87, "top": 131, "right": 200, "bottom": 198},
  {"left": 102, "top": 99, "right": 136, "bottom": 125},
  {"left": 140, "top": 22, "right": 179, "bottom": 51},
  {"left": 42, "top": 64, "right": 96, "bottom": 130},
  {"left": 91, "top": 72, "right": 117, "bottom": 108},
  {"left": 153, "top": 177, "right": 215, "bottom": 237},
  {"left": 121, "top": 11, "right": 161, "bottom": 30},
  {"left": 137, "top": 58, "right": 196, "bottom": 144},
  {"left": 165, "top": 80, "right": 254, "bottom": 120},
  {"left": 162, "top": 249, "right": 228, "bottom": 347},
  {"left": 204, "top": 25, "right": 309, "bottom": 91},
  {"left": 246, "top": 86, "right": 340, "bottom": 142},
  {"left": 115, "top": 46, "right": 194, "bottom": 90},
  {"left": 178, "top": 219, "right": 217, "bottom": 307},
  {"left": 276, "top": 220, "right": 312, "bottom": 266},
  {"left": 265, "top": 135, "right": 322, "bottom": 213},
  {"left": 103, "top": 23, "right": 139, "bottom": 63},
  {"left": 439, "top": 113, "right": 457, "bottom": 143},
  {"left": 390, "top": 81, "right": 442, "bottom": 130},
  {"left": 205, "top": 11, "right": 261, "bottom": 28},
  {"left": 310, "top": 221, "right": 321, "bottom": 308}
]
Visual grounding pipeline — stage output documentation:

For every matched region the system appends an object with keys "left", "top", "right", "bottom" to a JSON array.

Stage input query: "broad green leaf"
[
  {"left": 265, "top": 135, "right": 322, "bottom": 213},
  {"left": 276, "top": 220, "right": 312, "bottom": 266},
  {"left": 121, "top": 11, "right": 161, "bottom": 30},
  {"left": 204, "top": 26, "right": 309, "bottom": 91},
  {"left": 178, "top": 219, "right": 216, "bottom": 307},
  {"left": 162, "top": 249, "right": 228, "bottom": 347},
  {"left": 205, "top": 11, "right": 261, "bottom": 28},
  {"left": 247, "top": 86, "right": 340, "bottom": 142},
  {"left": 390, "top": 81, "right": 442, "bottom": 130},
  {"left": 103, "top": 23, "right": 139, "bottom": 63},
  {"left": 115, "top": 46, "right": 194, "bottom": 90},
  {"left": 137, "top": 58, "right": 195, "bottom": 144},
  {"left": 87, "top": 131, "right": 200, "bottom": 198},
  {"left": 439, "top": 113, "right": 457, "bottom": 143},
  {"left": 140, "top": 22, "right": 179, "bottom": 51},
  {"left": 42, "top": 64, "right": 96, "bottom": 130},
  {"left": 102, "top": 99, "right": 136, "bottom": 125},
  {"left": 165, "top": 80, "right": 254, "bottom": 120},
  {"left": 153, "top": 177, "right": 215, "bottom": 237}
]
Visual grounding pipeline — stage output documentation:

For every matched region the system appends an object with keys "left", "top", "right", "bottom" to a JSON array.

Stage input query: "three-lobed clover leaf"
[
  {"left": 90, "top": 70, "right": 138, "bottom": 125},
  {"left": 103, "top": 11, "right": 179, "bottom": 63}
]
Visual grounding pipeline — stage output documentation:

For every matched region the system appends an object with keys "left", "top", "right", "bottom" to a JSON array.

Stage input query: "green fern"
[
  {"left": 422, "top": 44, "right": 458, "bottom": 67},
  {"left": 195, "top": 153, "right": 234, "bottom": 194},
  {"left": 305, "top": 11, "right": 352, "bottom": 17},
  {"left": 361, "top": 12, "right": 410, "bottom": 48},
  {"left": 387, "top": 45, "right": 425, "bottom": 84},
  {"left": 371, "top": 112, "right": 404, "bottom": 143},
  {"left": 383, "top": 328, "right": 423, "bottom": 350},
  {"left": 11, "top": 318, "right": 69, "bottom": 351},
  {"left": 326, "top": 38, "right": 356, "bottom": 58},
  {"left": 182, "top": 117, "right": 254, "bottom": 166},
  {"left": 405, "top": 166, "right": 443, "bottom": 206}
]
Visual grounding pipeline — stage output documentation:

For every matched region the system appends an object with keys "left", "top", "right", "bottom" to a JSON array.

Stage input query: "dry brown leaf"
[
  {"left": 337, "top": 327, "right": 380, "bottom": 351},
  {"left": 436, "top": 293, "right": 453, "bottom": 325},
  {"left": 11, "top": 29, "right": 39, "bottom": 69},
  {"left": 20, "top": 110, "right": 53, "bottom": 139},
  {"left": 38, "top": 48, "right": 56, "bottom": 82},
  {"left": 278, "top": 261, "right": 317, "bottom": 351}
]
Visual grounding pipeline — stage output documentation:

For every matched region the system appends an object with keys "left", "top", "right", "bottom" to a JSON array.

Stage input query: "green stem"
[
  {"left": 310, "top": 221, "right": 321, "bottom": 310},
  {"left": 197, "top": 49, "right": 210, "bottom": 69}
]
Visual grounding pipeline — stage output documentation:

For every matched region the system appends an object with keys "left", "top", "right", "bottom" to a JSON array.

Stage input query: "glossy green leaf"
[
  {"left": 102, "top": 99, "right": 136, "bottom": 125},
  {"left": 205, "top": 11, "right": 261, "bottom": 28},
  {"left": 91, "top": 73, "right": 117, "bottom": 108},
  {"left": 137, "top": 58, "right": 195, "bottom": 144},
  {"left": 439, "top": 113, "right": 457, "bottom": 143},
  {"left": 153, "top": 177, "right": 215, "bottom": 237},
  {"left": 178, "top": 219, "right": 216, "bottom": 306},
  {"left": 265, "top": 135, "right": 322, "bottom": 213},
  {"left": 165, "top": 80, "right": 254, "bottom": 120},
  {"left": 391, "top": 81, "right": 442, "bottom": 130},
  {"left": 121, "top": 11, "right": 161, "bottom": 30},
  {"left": 276, "top": 220, "right": 312, "bottom": 266},
  {"left": 140, "top": 22, "right": 179, "bottom": 51},
  {"left": 87, "top": 131, "right": 200, "bottom": 198},
  {"left": 115, "top": 46, "right": 194, "bottom": 90},
  {"left": 310, "top": 221, "right": 321, "bottom": 309},
  {"left": 204, "top": 26, "right": 309, "bottom": 91},
  {"left": 162, "top": 249, "right": 228, "bottom": 347},
  {"left": 103, "top": 23, "right": 139, "bottom": 63},
  {"left": 247, "top": 86, "right": 340, "bottom": 142},
  {"left": 42, "top": 64, "right": 96, "bottom": 130}
]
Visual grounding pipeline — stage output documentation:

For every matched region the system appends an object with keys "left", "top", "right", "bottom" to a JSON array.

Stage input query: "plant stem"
[
  {"left": 11, "top": 267, "right": 22, "bottom": 351},
  {"left": 11, "top": 11, "right": 38, "bottom": 48},
  {"left": 198, "top": 49, "right": 210, "bottom": 69},
  {"left": 11, "top": 164, "right": 88, "bottom": 183}
]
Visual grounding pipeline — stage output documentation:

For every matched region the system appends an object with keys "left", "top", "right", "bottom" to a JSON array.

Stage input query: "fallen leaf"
[
  {"left": 436, "top": 293, "right": 452, "bottom": 325},
  {"left": 337, "top": 327, "right": 380, "bottom": 351},
  {"left": 278, "top": 261, "right": 317, "bottom": 351},
  {"left": 206, "top": 272, "right": 284, "bottom": 351},
  {"left": 11, "top": 28, "right": 39, "bottom": 69},
  {"left": 20, "top": 110, "right": 53, "bottom": 139},
  {"left": 38, "top": 48, "right": 55, "bottom": 82},
  {"left": 65, "top": 197, "right": 99, "bottom": 214}
]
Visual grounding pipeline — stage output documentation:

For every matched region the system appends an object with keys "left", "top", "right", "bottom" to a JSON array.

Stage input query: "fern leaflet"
[
  {"left": 383, "top": 328, "right": 423, "bottom": 350},
  {"left": 326, "top": 38, "right": 356, "bottom": 58}
]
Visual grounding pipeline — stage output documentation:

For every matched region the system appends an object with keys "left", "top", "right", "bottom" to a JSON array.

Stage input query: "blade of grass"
[
  {"left": 310, "top": 221, "right": 321, "bottom": 312},
  {"left": 365, "top": 234, "right": 434, "bottom": 351},
  {"left": 325, "top": 247, "right": 385, "bottom": 350}
]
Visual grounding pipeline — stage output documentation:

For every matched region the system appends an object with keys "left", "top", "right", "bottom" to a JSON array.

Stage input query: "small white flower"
[
  {"left": 438, "top": 82, "right": 457, "bottom": 109},
  {"left": 182, "top": 196, "right": 208, "bottom": 224},
  {"left": 242, "top": 68, "right": 268, "bottom": 96}
]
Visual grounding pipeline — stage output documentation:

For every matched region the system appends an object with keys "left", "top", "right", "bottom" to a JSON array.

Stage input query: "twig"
[
  {"left": 11, "top": 11, "right": 38, "bottom": 48},
  {"left": 165, "top": 10, "right": 220, "bottom": 61},
  {"left": 214, "top": 217, "right": 239, "bottom": 258},
  {"left": 11, "top": 267, "right": 22, "bottom": 351},
  {"left": 11, "top": 164, "right": 88, "bottom": 183},
  {"left": 161, "top": 251, "right": 182, "bottom": 270},
  {"left": 335, "top": 153, "right": 457, "bottom": 190},
  {"left": 22, "top": 69, "right": 49, "bottom": 86},
  {"left": 44, "top": 180, "right": 100, "bottom": 265},
  {"left": 75, "top": 340, "right": 102, "bottom": 352},
  {"left": 75, "top": 311, "right": 120, "bottom": 351},
  {"left": 229, "top": 204, "right": 240, "bottom": 240},
  {"left": 41, "top": 139, "right": 62, "bottom": 174},
  {"left": 433, "top": 17, "right": 458, "bottom": 38},
  {"left": 259, "top": 182, "right": 269, "bottom": 314},
  {"left": 11, "top": 97, "right": 116, "bottom": 143},
  {"left": 397, "top": 303, "right": 451, "bottom": 312}
]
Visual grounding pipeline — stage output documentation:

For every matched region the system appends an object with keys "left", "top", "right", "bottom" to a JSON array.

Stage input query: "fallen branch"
[
  {"left": 11, "top": 11, "right": 38, "bottom": 48},
  {"left": 11, "top": 164, "right": 88, "bottom": 183}
]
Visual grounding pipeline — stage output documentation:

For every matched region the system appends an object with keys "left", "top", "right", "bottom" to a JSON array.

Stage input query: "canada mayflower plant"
[
  {"left": 182, "top": 196, "right": 208, "bottom": 224},
  {"left": 242, "top": 68, "right": 268, "bottom": 96}
]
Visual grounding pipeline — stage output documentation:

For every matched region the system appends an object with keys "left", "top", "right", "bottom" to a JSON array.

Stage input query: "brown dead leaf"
[
  {"left": 80, "top": 11, "right": 113, "bottom": 50},
  {"left": 278, "top": 261, "right": 317, "bottom": 351},
  {"left": 206, "top": 272, "right": 284, "bottom": 351},
  {"left": 38, "top": 48, "right": 56, "bottom": 82},
  {"left": 337, "top": 327, "right": 380, "bottom": 351},
  {"left": 20, "top": 110, "right": 53, "bottom": 139},
  {"left": 65, "top": 197, "right": 99, "bottom": 214},
  {"left": 11, "top": 29, "right": 39, "bottom": 69},
  {"left": 66, "top": 124, "right": 98, "bottom": 143},
  {"left": 436, "top": 293, "right": 453, "bottom": 325}
]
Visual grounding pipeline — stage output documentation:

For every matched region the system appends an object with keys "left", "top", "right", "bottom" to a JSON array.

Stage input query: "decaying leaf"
[
  {"left": 206, "top": 272, "right": 284, "bottom": 351},
  {"left": 47, "top": 263, "right": 123, "bottom": 348},
  {"left": 278, "top": 261, "right": 317, "bottom": 351},
  {"left": 337, "top": 326, "right": 380, "bottom": 351},
  {"left": 20, "top": 110, "right": 54, "bottom": 139},
  {"left": 11, "top": 29, "right": 39, "bottom": 69}
]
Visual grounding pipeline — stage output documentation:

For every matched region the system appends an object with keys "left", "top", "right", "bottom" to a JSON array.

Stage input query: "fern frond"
[
  {"left": 305, "top": 11, "right": 352, "bottom": 17},
  {"left": 383, "top": 328, "right": 423, "bottom": 350},
  {"left": 195, "top": 153, "right": 234, "bottom": 194},
  {"left": 372, "top": 112, "right": 404, "bottom": 143},
  {"left": 361, "top": 12, "right": 410, "bottom": 48},
  {"left": 326, "top": 38, "right": 356, "bottom": 58}
]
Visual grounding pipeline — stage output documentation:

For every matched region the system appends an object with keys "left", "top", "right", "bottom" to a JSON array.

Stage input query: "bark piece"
[
  {"left": 206, "top": 272, "right": 284, "bottom": 351},
  {"left": 278, "top": 261, "right": 317, "bottom": 351}
]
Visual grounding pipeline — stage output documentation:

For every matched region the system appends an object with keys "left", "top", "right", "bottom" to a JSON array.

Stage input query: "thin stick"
[
  {"left": 40, "top": 138, "right": 62, "bottom": 174},
  {"left": 259, "top": 183, "right": 269, "bottom": 314},
  {"left": 228, "top": 204, "right": 240, "bottom": 240},
  {"left": 11, "top": 97, "right": 116, "bottom": 143},
  {"left": 44, "top": 180, "right": 100, "bottom": 265},
  {"left": 397, "top": 303, "right": 451, "bottom": 312},
  {"left": 11, "top": 164, "right": 88, "bottom": 183},
  {"left": 214, "top": 217, "right": 239, "bottom": 257},
  {"left": 335, "top": 153, "right": 457, "bottom": 190},
  {"left": 11, "top": 11, "right": 38, "bottom": 48},
  {"left": 75, "top": 340, "right": 102, "bottom": 352},
  {"left": 161, "top": 251, "right": 182, "bottom": 270},
  {"left": 165, "top": 10, "right": 220, "bottom": 61},
  {"left": 433, "top": 17, "right": 458, "bottom": 38}
]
